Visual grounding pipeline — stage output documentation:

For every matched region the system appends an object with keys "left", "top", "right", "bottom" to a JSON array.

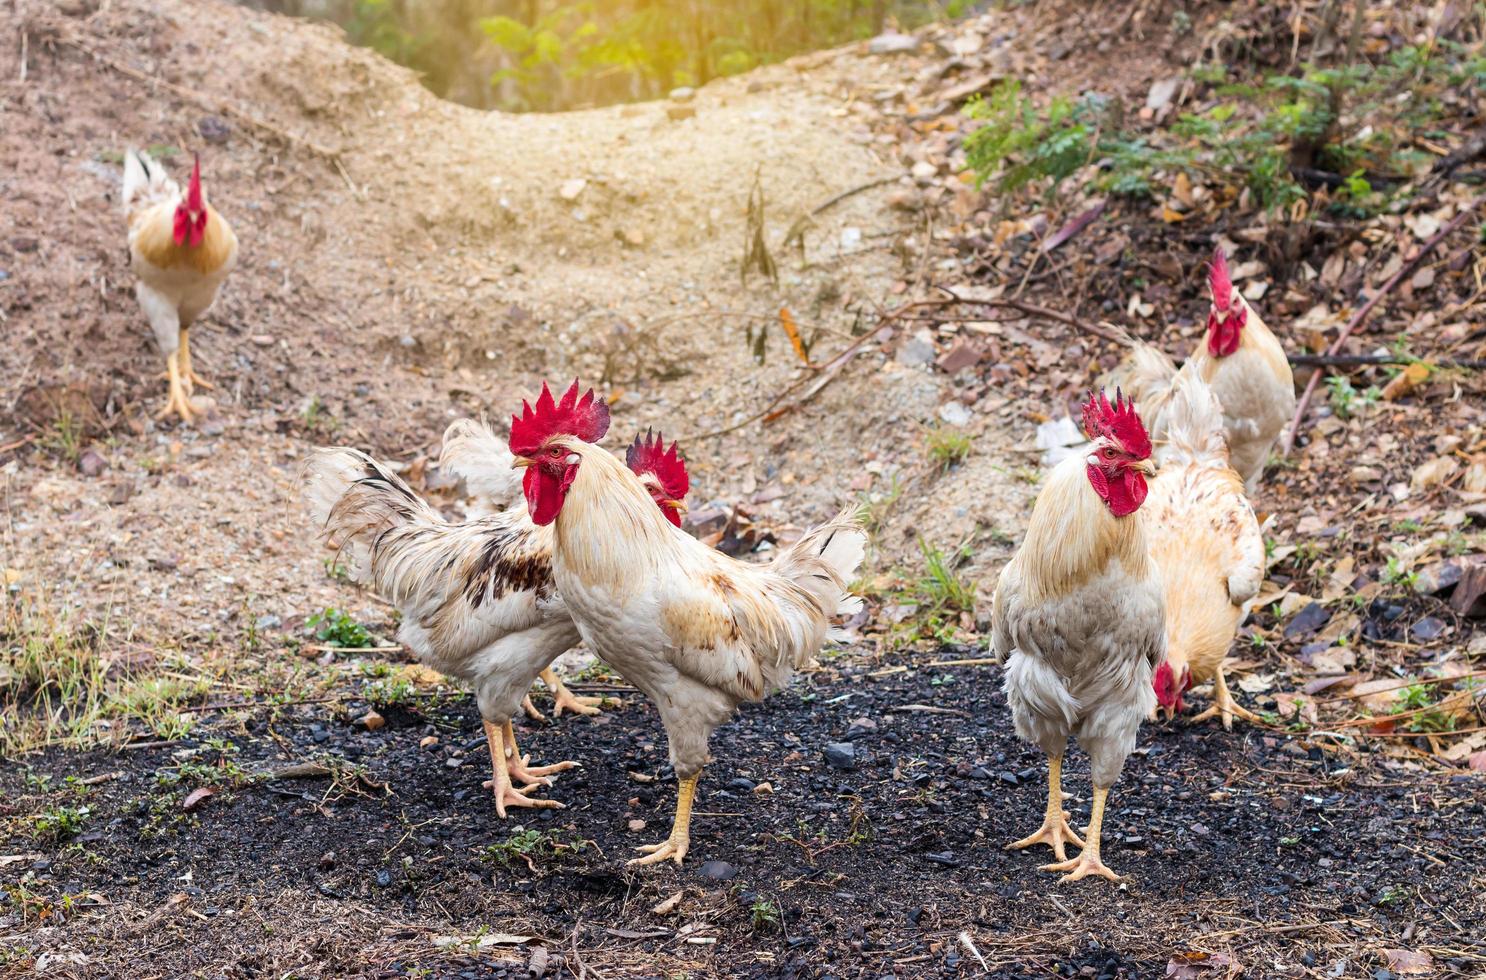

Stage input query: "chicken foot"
[
  {"left": 1042, "top": 785, "right": 1122, "bottom": 883},
  {"left": 177, "top": 328, "right": 213, "bottom": 392},
  {"left": 1188, "top": 669, "right": 1265, "bottom": 731},
  {"left": 541, "top": 668, "right": 611, "bottom": 717},
  {"left": 502, "top": 721, "right": 579, "bottom": 785},
  {"left": 481, "top": 719, "right": 564, "bottom": 819},
  {"left": 629, "top": 771, "right": 699, "bottom": 867},
  {"left": 155, "top": 350, "right": 196, "bottom": 424},
  {"left": 1006, "top": 755, "right": 1085, "bottom": 862}
]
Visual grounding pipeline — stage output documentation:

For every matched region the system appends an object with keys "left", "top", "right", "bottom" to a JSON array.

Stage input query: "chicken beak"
[
  {"left": 662, "top": 498, "right": 688, "bottom": 514},
  {"left": 511, "top": 457, "right": 536, "bottom": 469},
  {"left": 1137, "top": 459, "right": 1157, "bottom": 477}
]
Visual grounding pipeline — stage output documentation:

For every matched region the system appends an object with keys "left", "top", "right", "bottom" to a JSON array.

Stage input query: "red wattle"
[{"left": 523, "top": 467, "right": 564, "bottom": 526}]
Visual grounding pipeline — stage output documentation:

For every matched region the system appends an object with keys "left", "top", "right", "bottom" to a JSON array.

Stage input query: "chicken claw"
[
  {"left": 482, "top": 720, "right": 562, "bottom": 819},
  {"left": 155, "top": 351, "right": 196, "bottom": 424},
  {"left": 502, "top": 721, "right": 579, "bottom": 786},
  {"left": 1041, "top": 786, "right": 1123, "bottom": 884},
  {"left": 1187, "top": 669, "right": 1265, "bottom": 731},
  {"left": 628, "top": 771, "right": 699, "bottom": 868},
  {"left": 178, "top": 328, "right": 214, "bottom": 392},
  {"left": 541, "top": 668, "right": 611, "bottom": 717},
  {"left": 1006, "top": 756, "right": 1084, "bottom": 862}
]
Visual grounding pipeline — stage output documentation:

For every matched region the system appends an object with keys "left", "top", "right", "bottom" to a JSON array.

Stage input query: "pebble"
[
  {"left": 726, "top": 777, "right": 756, "bottom": 792},
  {"left": 374, "top": 869, "right": 392, "bottom": 887},
  {"left": 868, "top": 32, "right": 920, "bottom": 55},
  {"left": 823, "top": 742, "right": 857, "bottom": 770},
  {"left": 896, "top": 337, "right": 936, "bottom": 368},
  {"left": 254, "top": 614, "right": 281, "bottom": 630},
  {"left": 698, "top": 860, "right": 737, "bottom": 881},
  {"left": 77, "top": 449, "right": 108, "bottom": 478}
]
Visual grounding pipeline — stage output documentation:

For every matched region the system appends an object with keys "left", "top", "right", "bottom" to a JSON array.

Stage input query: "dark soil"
[{"left": 4, "top": 660, "right": 1482, "bottom": 978}]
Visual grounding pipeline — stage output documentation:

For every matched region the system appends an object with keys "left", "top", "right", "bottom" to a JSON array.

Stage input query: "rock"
[
  {"left": 1450, "top": 562, "right": 1486, "bottom": 618},
  {"left": 935, "top": 340, "right": 982, "bottom": 375},
  {"left": 937, "top": 401, "right": 972, "bottom": 427},
  {"left": 726, "top": 777, "right": 756, "bottom": 791},
  {"left": 910, "top": 160, "right": 938, "bottom": 184},
  {"left": 896, "top": 335, "right": 936, "bottom": 368},
  {"left": 627, "top": 818, "right": 646, "bottom": 832},
  {"left": 318, "top": 851, "right": 336, "bottom": 870},
  {"left": 419, "top": 735, "right": 439, "bottom": 749},
  {"left": 254, "top": 614, "right": 281, "bottom": 630},
  {"left": 698, "top": 860, "right": 737, "bottom": 881},
  {"left": 77, "top": 449, "right": 107, "bottom": 478},
  {"left": 668, "top": 86, "right": 695, "bottom": 102},
  {"left": 1412, "top": 560, "right": 1462, "bottom": 595},
  {"left": 1349, "top": 465, "right": 1384, "bottom": 485},
  {"left": 868, "top": 32, "right": 920, "bottom": 55},
  {"left": 1411, "top": 616, "right": 1449, "bottom": 641},
  {"left": 840, "top": 226, "right": 863, "bottom": 249},
  {"left": 374, "top": 869, "right": 392, "bottom": 888},
  {"left": 558, "top": 178, "right": 587, "bottom": 201},
  {"left": 250, "top": 334, "right": 275, "bottom": 347},
  {"left": 198, "top": 116, "right": 231, "bottom": 144},
  {"left": 665, "top": 104, "right": 696, "bottom": 121},
  {"left": 357, "top": 710, "right": 386, "bottom": 732},
  {"left": 923, "top": 851, "right": 959, "bottom": 867},
  {"left": 823, "top": 742, "right": 857, "bottom": 770}
]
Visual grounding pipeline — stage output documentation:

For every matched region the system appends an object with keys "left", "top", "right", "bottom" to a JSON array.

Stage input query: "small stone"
[
  {"left": 77, "top": 449, "right": 107, "bottom": 478},
  {"left": 910, "top": 160, "right": 938, "bottom": 184},
  {"left": 1410, "top": 616, "right": 1448, "bottom": 641},
  {"left": 997, "top": 771, "right": 1019, "bottom": 785},
  {"left": 752, "top": 782, "right": 773, "bottom": 795},
  {"left": 868, "top": 32, "right": 920, "bottom": 55},
  {"left": 254, "top": 614, "right": 281, "bottom": 630},
  {"left": 935, "top": 340, "right": 982, "bottom": 375},
  {"left": 374, "top": 869, "right": 392, "bottom": 887},
  {"left": 726, "top": 777, "right": 756, "bottom": 791},
  {"left": 665, "top": 104, "right": 696, "bottom": 121},
  {"left": 559, "top": 178, "right": 587, "bottom": 201},
  {"left": 198, "top": 116, "right": 231, "bottom": 144},
  {"left": 824, "top": 742, "right": 857, "bottom": 770},
  {"left": 357, "top": 710, "right": 385, "bottom": 731},
  {"left": 419, "top": 735, "right": 439, "bottom": 749},
  {"left": 896, "top": 336, "right": 936, "bottom": 368},
  {"left": 668, "top": 86, "right": 695, "bottom": 102},
  {"left": 250, "top": 334, "right": 275, "bottom": 347},
  {"left": 627, "top": 818, "right": 646, "bottom": 832},
  {"left": 318, "top": 851, "right": 336, "bottom": 870},
  {"left": 937, "top": 402, "right": 972, "bottom": 427},
  {"left": 698, "top": 860, "right": 737, "bottom": 881}
]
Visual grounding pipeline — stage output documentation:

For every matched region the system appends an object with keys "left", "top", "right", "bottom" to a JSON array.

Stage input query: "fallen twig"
[
  {"left": 925, "top": 657, "right": 999, "bottom": 668},
  {"left": 1312, "top": 671, "right": 1486, "bottom": 706},
  {"left": 810, "top": 175, "right": 903, "bottom": 217},
  {"left": 1287, "top": 353, "right": 1486, "bottom": 370},
  {"left": 1282, "top": 198, "right": 1482, "bottom": 454},
  {"left": 888, "top": 703, "right": 969, "bottom": 716}
]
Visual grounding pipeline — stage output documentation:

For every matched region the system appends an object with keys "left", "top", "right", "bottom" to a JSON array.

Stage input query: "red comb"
[
  {"left": 186, "top": 154, "right": 204, "bottom": 212},
  {"left": 1080, "top": 387, "right": 1152, "bottom": 460},
  {"left": 508, "top": 380, "right": 611, "bottom": 456},
  {"left": 625, "top": 428, "right": 689, "bottom": 501},
  {"left": 1208, "top": 246, "right": 1233, "bottom": 312}
]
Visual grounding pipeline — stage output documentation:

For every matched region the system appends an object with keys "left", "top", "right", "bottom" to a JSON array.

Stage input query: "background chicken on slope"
[
  {"left": 1107, "top": 248, "right": 1295, "bottom": 491},
  {"left": 1145, "top": 373, "right": 1266, "bottom": 730},
  {"left": 123, "top": 150, "right": 238, "bottom": 424},
  {"left": 506, "top": 381, "right": 866, "bottom": 867},
  {"left": 302, "top": 407, "right": 690, "bottom": 816},
  {"left": 993, "top": 390, "right": 1163, "bottom": 883}
]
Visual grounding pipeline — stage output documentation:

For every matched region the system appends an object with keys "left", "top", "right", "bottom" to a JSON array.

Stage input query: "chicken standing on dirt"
[
  {"left": 123, "top": 150, "right": 238, "bottom": 424},
  {"left": 992, "top": 390, "right": 1163, "bottom": 883},
  {"left": 507, "top": 381, "right": 866, "bottom": 867},
  {"left": 1108, "top": 248, "right": 1295, "bottom": 491},
  {"left": 1145, "top": 373, "right": 1266, "bottom": 730},
  {"left": 301, "top": 409, "right": 690, "bottom": 816},
  {"left": 438, "top": 420, "right": 693, "bottom": 720}
]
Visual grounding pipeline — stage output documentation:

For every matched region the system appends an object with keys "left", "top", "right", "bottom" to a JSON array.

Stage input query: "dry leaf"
[
  {"left": 779, "top": 307, "right": 811, "bottom": 365},
  {"left": 1382, "top": 362, "right": 1430, "bottom": 401},
  {"left": 1412, "top": 456, "right": 1458, "bottom": 490},
  {"left": 1381, "top": 949, "right": 1434, "bottom": 975},
  {"left": 181, "top": 787, "right": 217, "bottom": 812},
  {"left": 652, "top": 890, "right": 684, "bottom": 915}
]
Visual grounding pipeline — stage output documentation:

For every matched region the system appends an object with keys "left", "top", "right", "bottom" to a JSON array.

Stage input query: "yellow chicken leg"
[
  {"left": 1006, "top": 755, "right": 1085, "bottom": 862},
  {"left": 178, "top": 328, "right": 213, "bottom": 392},
  {"left": 540, "top": 667, "right": 611, "bottom": 717},
  {"left": 1188, "top": 669, "right": 1265, "bottom": 730},
  {"left": 1042, "top": 785, "right": 1122, "bottom": 883},
  {"left": 155, "top": 350, "right": 196, "bottom": 424},
  {"left": 630, "top": 771, "right": 699, "bottom": 867},
  {"left": 502, "top": 720, "right": 579, "bottom": 786},
  {"left": 521, "top": 695, "right": 546, "bottom": 722},
  {"left": 482, "top": 719, "right": 562, "bottom": 818}
]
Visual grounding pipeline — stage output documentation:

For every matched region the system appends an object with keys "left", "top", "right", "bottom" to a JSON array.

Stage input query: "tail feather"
[
  {"left": 121, "top": 148, "right": 177, "bottom": 217},
  {"left": 772, "top": 505, "right": 868, "bottom": 630},
  {"left": 301, "top": 448, "right": 442, "bottom": 587},
  {"left": 1159, "top": 369, "right": 1228, "bottom": 467},
  {"left": 440, "top": 419, "right": 522, "bottom": 510}
]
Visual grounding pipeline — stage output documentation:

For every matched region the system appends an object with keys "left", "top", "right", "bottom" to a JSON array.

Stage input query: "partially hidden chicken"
[
  {"left": 505, "top": 381, "right": 866, "bottom": 866},
  {"left": 992, "top": 390, "right": 1163, "bottom": 883},
  {"left": 123, "top": 150, "right": 238, "bottom": 424},
  {"left": 437, "top": 420, "right": 688, "bottom": 719},
  {"left": 301, "top": 402, "right": 690, "bottom": 816},
  {"left": 1106, "top": 247, "right": 1294, "bottom": 491},
  {"left": 1145, "top": 372, "right": 1266, "bottom": 730}
]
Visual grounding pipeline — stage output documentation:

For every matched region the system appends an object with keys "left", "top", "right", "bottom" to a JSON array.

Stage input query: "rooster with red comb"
[
  {"left": 1103, "top": 246, "right": 1295, "bottom": 492},
  {"left": 508, "top": 380, "right": 866, "bottom": 867},
  {"left": 301, "top": 383, "right": 695, "bottom": 817},
  {"left": 122, "top": 150, "right": 238, "bottom": 424},
  {"left": 992, "top": 388, "right": 1164, "bottom": 883}
]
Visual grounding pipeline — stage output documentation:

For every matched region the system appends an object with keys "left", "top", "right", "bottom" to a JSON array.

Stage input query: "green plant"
[
  {"left": 1326, "top": 375, "right": 1380, "bottom": 419},
  {"left": 32, "top": 805, "right": 89, "bottom": 843},
  {"left": 925, "top": 426, "right": 972, "bottom": 471},
  {"left": 1381, "top": 557, "right": 1420, "bottom": 591},
  {"left": 964, "top": 83, "right": 1097, "bottom": 195},
  {"left": 750, "top": 897, "right": 782, "bottom": 933},
  {"left": 301, "top": 396, "right": 339, "bottom": 435},
  {"left": 480, "top": 828, "right": 587, "bottom": 872},
  {"left": 307, "top": 607, "right": 373, "bottom": 648}
]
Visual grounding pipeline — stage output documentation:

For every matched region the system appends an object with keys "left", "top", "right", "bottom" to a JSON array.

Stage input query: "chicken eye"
[{"left": 1102, "top": 447, "right": 1117, "bottom": 459}]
